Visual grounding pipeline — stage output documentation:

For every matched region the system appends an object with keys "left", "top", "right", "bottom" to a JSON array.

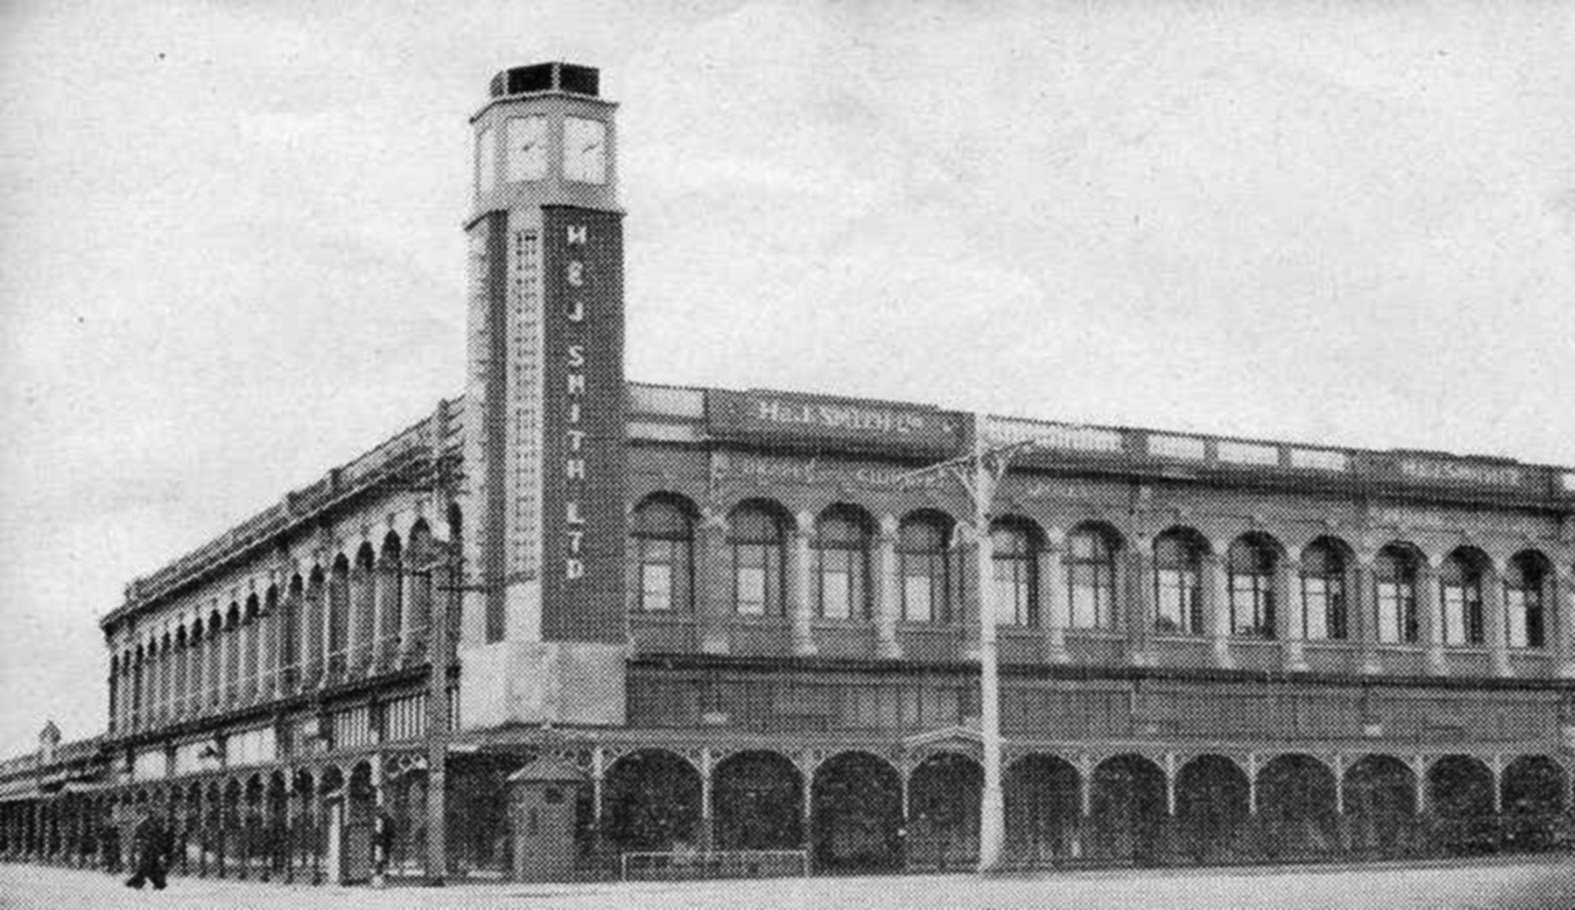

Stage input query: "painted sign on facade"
[
  {"left": 708, "top": 389, "right": 962, "bottom": 453},
  {"left": 540, "top": 206, "right": 626, "bottom": 643},
  {"left": 1397, "top": 457, "right": 1523, "bottom": 488},
  {"left": 711, "top": 452, "right": 948, "bottom": 491}
]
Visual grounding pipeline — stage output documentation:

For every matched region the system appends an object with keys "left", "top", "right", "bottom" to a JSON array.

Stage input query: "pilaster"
[
  {"left": 1203, "top": 552, "right": 1233, "bottom": 669},
  {"left": 1353, "top": 558, "right": 1380, "bottom": 676},
  {"left": 1419, "top": 560, "right": 1446, "bottom": 675},
  {"left": 875, "top": 516, "right": 901, "bottom": 659},
  {"left": 789, "top": 512, "right": 817, "bottom": 656},
  {"left": 697, "top": 511, "right": 731, "bottom": 655},
  {"left": 1556, "top": 569, "right": 1575, "bottom": 678},
  {"left": 1277, "top": 556, "right": 1307, "bottom": 672},
  {"left": 1127, "top": 550, "right": 1155, "bottom": 667},
  {"left": 1484, "top": 565, "right": 1512, "bottom": 677},
  {"left": 1040, "top": 534, "right": 1069, "bottom": 664}
]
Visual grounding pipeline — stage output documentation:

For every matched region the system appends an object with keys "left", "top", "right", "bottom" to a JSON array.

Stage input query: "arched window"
[
  {"left": 1067, "top": 525, "right": 1119, "bottom": 630},
  {"left": 1300, "top": 540, "right": 1347, "bottom": 641},
  {"left": 282, "top": 575, "right": 304, "bottom": 675},
  {"left": 1504, "top": 553, "right": 1547, "bottom": 649},
  {"left": 815, "top": 508, "right": 872, "bottom": 620},
  {"left": 991, "top": 519, "right": 1037, "bottom": 626},
  {"left": 1153, "top": 530, "right": 1205, "bottom": 635},
  {"left": 630, "top": 497, "right": 695, "bottom": 613},
  {"left": 1374, "top": 546, "right": 1420, "bottom": 644},
  {"left": 728, "top": 503, "right": 786, "bottom": 616},
  {"left": 1228, "top": 536, "right": 1277, "bottom": 639},
  {"left": 328, "top": 556, "right": 351, "bottom": 663},
  {"left": 1440, "top": 552, "right": 1485, "bottom": 646},
  {"left": 899, "top": 513, "right": 952, "bottom": 623}
]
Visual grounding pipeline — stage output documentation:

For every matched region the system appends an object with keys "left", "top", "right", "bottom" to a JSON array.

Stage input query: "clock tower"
[{"left": 458, "top": 63, "right": 627, "bottom": 729}]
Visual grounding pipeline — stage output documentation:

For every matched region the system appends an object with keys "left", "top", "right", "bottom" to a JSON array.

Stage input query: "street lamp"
[{"left": 897, "top": 413, "right": 1038, "bottom": 874}]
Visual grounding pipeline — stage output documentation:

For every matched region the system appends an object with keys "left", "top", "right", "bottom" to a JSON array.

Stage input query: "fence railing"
[{"left": 620, "top": 849, "right": 809, "bottom": 881}]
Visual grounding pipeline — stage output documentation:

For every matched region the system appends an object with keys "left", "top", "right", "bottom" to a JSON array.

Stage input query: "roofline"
[{"left": 104, "top": 381, "right": 1575, "bottom": 631}]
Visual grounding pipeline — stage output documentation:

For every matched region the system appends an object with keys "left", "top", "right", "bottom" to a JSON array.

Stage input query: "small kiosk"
[{"left": 506, "top": 758, "right": 584, "bottom": 882}]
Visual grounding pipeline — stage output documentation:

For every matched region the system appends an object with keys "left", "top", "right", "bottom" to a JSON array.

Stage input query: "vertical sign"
[
  {"left": 541, "top": 206, "right": 626, "bottom": 642},
  {"left": 462, "top": 211, "right": 510, "bottom": 644}
]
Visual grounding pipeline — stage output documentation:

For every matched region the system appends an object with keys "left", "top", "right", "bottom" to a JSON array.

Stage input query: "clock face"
[
  {"left": 505, "top": 115, "right": 547, "bottom": 182},
  {"left": 476, "top": 125, "right": 497, "bottom": 194},
  {"left": 564, "top": 116, "right": 607, "bottom": 184}
]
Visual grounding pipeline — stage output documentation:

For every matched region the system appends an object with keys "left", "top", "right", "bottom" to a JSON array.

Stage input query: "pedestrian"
[{"left": 124, "top": 810, "right": 172, "bottom": 890}]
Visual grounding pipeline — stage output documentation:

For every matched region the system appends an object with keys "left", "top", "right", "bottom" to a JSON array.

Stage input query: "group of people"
[
  {"left": 116, "top": 808, "right": 398, "bottom": 891},
  {"left": 123, "top": 811, "right": 174, "bottom": 890}
]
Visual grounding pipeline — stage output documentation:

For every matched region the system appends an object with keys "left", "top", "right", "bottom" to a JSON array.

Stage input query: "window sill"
[
  {"left": 628, "top": 612, "right": 695, "bottom": 624},
  {"left": 1065, "top": 629, "right": 1124, "bottom": 639},
  {"left": 725, "top": 615, "right": 790, "bottom": 627}
]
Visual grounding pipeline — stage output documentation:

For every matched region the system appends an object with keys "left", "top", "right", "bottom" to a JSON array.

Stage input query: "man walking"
[{"left": 124, "top": 809, "right": 172, "bottom": 890}]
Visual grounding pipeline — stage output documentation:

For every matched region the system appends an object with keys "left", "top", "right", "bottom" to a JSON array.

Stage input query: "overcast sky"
[{"left": 1, "top": 1, "right": 1572, "bottom": 756}]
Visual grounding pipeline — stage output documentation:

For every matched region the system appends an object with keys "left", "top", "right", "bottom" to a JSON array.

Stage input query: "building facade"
[{"left": 3, "top": 63, "right": 1575, "bottom": 885}]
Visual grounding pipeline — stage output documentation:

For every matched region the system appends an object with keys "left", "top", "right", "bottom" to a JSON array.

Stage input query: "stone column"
[
  {"left": 1333, "top": 754, "right": 1346, "bottom": 815},
  {"left": 1484, "top": 565, "right": 1512, "bottom": 677},
  {"left": 1040, "top": 533, "right": 1069, "bottom": 664},
  {"left": 1203, "top": 552, "right": 1233, "bottom": 669},
  {"left": 1126, "top": 550, "right": 1154, "bottom": 667},
  {"left": 875, "top": 516, "right": 902, "bottom": 659},
  {"left": 1278, "top": 556, "right": 1307, "bottom": 671},
  {"left": 1556, "top": 569, "right": 1575, "bottom": 678},
  {"left": 698, "top": 749, "right": 715, "bottom": 852},
  {"left": 697, "top": 511, "right": 731, "bottom": 655},
  {"left": 1164, "top": 753, "right": 1177, "bottom": 816},
  {"left": 789, "top": 512, "right": 817, "bottom": 656},
  {"left": 1419, "top": 560, "right": 1445, "bottom": 675},
  {"left": 1353, "top": 558, "right": 1380, "bottom": 676},
  {"left": 1246, "top": 753, "right": 1259, "bottom": 816}
]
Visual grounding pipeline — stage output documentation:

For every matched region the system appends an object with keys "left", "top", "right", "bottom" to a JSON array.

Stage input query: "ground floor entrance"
[{"left": 2, "top": 736, "right": 1570, "bottom": 882}]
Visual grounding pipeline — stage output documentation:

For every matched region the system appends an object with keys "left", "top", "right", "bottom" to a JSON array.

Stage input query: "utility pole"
[
  {"left": 898, "top": 413, "right": 1036, "bottom": 874},
  {"left": 421, "top": 548, "right": 453, "bottom": 887}
]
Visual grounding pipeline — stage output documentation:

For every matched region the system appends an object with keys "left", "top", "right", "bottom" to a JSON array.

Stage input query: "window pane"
[
  {"left": 1304, "top": 579, "right": 1329, "bottom": 640},
  {"left": 822, "top": 570, "right": 850, "bottom": 619},
  {"left": 903, "top": 575, "right": 933, "bottom": 622},
  {"left": 1376, "top": 583, "right": 1400, "bottom": 644},
  {"left": 1506, "top": 589, "right": 1527, "bottom": 648},
  {"left": 641, "top": 564, "right": 671, "bottom": 612},
  {"left": 1443, "top": 587, "right": 1466, "bottom": 646},
  {"left": 736, "top": 566, "right": 766, "bottom": 616}
]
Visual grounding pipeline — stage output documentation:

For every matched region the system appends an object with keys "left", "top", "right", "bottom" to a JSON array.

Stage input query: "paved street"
[{"left": 2, "top": 858, "right": 1574, "bottom": 910}]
